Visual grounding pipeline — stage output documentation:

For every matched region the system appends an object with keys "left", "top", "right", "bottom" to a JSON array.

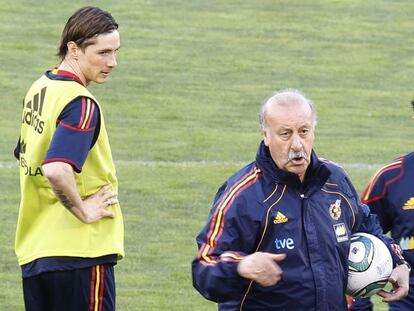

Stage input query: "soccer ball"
[{"left": 346, "top": 232, "right": 393, "bottom": 298}]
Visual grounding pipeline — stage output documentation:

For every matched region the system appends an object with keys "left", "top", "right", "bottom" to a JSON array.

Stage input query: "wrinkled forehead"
[
  {"left": 268, "top": 91, "right": 311, "bottom": 110},
  {"left": 266, "top": 95, "right": 313, "bottom": 121}
]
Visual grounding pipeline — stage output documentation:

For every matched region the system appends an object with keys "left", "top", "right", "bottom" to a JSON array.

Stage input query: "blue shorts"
[{"left": 22, "top": 264, "right": 115, "bottom": 311}]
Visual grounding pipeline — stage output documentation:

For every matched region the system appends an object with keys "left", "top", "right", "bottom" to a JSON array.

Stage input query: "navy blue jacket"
[
  {"left": 350, "top": 152, "right": 414, "bottom": 311},
  {"left": 361, "top": 152, "right": 414, "bottom": 268},
  {"left": 192, "top": 142, "right": 400, "bottom": 311}
]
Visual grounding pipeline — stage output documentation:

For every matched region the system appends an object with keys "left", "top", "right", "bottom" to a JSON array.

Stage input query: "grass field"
[{"left": 1, "top": 0, "right": 414, "bottom": 310}]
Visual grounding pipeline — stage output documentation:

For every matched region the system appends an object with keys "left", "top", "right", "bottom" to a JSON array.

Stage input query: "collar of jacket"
[{"left": 255, "top": 141, "right": 331, "bottom": 190}]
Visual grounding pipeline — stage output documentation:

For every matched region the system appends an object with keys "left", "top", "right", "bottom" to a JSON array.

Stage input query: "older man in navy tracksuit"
[{"left": 192, "top": 89, "right": 410, "bottom": 311}]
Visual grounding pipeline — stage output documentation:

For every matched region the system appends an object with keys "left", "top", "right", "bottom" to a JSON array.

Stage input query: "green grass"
[{"left": 1, "top": 0, "right": 414, "bottom": 310}]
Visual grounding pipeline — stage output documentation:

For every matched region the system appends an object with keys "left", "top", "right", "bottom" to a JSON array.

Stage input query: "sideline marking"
[{"left": 1, "top": 160, "right": 381, "bottom": 170}]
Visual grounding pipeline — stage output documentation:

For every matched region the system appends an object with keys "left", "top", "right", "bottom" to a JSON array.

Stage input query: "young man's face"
[{"left": 77, "top": 30, "right": 120, "bottom": 85}]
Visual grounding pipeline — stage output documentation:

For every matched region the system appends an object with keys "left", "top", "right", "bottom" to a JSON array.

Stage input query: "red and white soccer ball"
[{"left": 346, "top": 232, "right": 393, "bottom": 298}]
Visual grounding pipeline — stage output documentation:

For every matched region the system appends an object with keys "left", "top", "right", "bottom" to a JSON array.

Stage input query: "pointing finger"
[{"left": 271, "top": 253, "right": 287, "bottom": 262}]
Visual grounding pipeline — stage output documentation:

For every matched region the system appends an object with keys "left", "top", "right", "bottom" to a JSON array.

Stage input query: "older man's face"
[{"left": 263, "top": 100, "right": 315, "bottom": 182}]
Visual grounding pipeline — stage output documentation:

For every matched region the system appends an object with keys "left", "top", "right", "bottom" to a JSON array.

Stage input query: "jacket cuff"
[{"left": 388, "top": 243, "right": 405, "bottom": 267}]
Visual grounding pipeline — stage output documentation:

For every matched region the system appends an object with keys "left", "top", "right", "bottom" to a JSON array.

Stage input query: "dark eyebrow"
[{"left": 98, "top": 46, "right": 120, "bottom": 53}]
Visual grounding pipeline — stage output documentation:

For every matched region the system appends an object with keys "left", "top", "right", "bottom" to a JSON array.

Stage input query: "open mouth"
[
  {"left": 288, "top": 151, "right": 306, "bottom": 165},
  {"left": 291, "top": 157, "right": 304, "bottom": 165}
]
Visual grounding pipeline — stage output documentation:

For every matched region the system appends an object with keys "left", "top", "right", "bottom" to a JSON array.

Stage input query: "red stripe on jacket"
[{"left": 197, "top": 168, "right": 262, "bottom": 264}]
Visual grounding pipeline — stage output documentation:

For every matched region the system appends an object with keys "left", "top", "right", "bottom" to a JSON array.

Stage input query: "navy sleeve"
[
  {"left": 192, "top": 182, "right": 255, "bottom": 302},
  {"left": 43, "top": 96, "right": 99, "bottom": 173},
  {"left": 347, "top": 176, "right": 404, "bottom": 265},
  {"left": 361, "top": 168, "right": 397, "bottom": 233},
  {"left": 363, "top": 179, "right": 394, "bottom": 233}
]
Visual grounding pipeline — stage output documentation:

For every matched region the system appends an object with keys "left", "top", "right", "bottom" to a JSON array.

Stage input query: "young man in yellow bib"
[{"left": 14, "top": 6, "right": 124, "bottom": 311}]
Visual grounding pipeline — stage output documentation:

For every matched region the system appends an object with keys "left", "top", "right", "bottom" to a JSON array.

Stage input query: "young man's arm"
[
  {"left": 42, "top": 162, "right": 116, "bottom": 223},
  {"left": 42, "top": 96, "right": 115, "bottom": 223}
]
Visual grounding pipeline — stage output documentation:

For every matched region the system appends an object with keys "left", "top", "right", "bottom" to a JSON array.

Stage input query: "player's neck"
[{"left": 58, "top": 59, "right": 88, "bottom": 86}]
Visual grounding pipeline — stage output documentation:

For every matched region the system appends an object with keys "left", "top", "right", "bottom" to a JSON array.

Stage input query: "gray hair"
[{"left": 259, "top": 88, "right": 317, "bottom": 130}]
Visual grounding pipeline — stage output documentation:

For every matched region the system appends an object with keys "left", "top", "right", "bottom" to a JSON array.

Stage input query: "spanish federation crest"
[{"left": 329, "top": 199, "right": 342, "bottom": 220}]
